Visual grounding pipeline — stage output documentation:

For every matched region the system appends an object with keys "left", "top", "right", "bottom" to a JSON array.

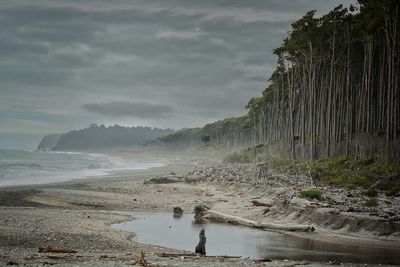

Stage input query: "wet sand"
[{"left": 0, "top": 158, "right": 399, "bottom": 266}]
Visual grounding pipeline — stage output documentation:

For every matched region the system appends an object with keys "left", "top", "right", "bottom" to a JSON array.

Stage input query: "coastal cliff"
[{"left": 37, "top": 133, "right": 64, "bottom": 151}]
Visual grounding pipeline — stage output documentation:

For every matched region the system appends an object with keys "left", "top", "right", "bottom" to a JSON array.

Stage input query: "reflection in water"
[
  {"left": 112, "top": 212, "right": 400, "bottom": 265},
  {"left": 173, "top": 213, "right": 183, "bottom": 219}
]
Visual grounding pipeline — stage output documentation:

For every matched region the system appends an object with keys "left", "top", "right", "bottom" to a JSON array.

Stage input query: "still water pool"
[{"left": 112, "top": 212, "right": 400, "bottom": 265}]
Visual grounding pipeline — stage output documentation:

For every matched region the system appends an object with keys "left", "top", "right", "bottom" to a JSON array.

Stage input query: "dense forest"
[{"left": 161, "top": 0, "right": 400, "bottom": 161}]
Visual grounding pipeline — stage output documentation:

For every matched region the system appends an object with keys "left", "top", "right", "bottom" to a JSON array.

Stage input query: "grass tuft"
[
  {"left": 363, "top": 188, "right": 378, "bottom": 197},
  {"left": 364, "top": 198, "right": 378, "bottom": 207},
  {"left": 299, "top": 189, "right": 323, "bottom": 200}
]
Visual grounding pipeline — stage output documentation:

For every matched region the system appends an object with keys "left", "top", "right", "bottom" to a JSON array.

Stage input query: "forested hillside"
[
  {"left": 161, "top": 0, "right": 400, "bottom": 161},
  {"left": 38, "top": 124, "right": 174, "bottom": 151}
]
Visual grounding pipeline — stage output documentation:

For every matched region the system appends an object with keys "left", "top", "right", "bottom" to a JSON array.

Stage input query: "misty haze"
[{"left": 0, "top": 1, "right": 399, "bottom": 266}]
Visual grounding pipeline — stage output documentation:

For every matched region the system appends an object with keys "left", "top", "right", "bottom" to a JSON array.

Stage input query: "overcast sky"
[{"left": 0, "top": 0, "right": 355, "bottom": 149}]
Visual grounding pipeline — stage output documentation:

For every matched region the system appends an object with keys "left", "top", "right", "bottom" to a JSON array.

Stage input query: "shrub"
[
  {"left": 364, "top": 198, "right": 378, "bottom": 207},
  {"left": 223, "top": 151, "right": 251, "bottom": 163},
  {"left": 363, "top": 188, "right": 378, "bottom": 197},
  {"left": 385, "top": 185, "right": 400, "bottom": 197},
  {"left": 299, "top": 189, "right": 323, "bottom": 201}
]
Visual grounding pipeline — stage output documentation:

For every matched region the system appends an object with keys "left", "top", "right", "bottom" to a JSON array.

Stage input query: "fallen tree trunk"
[
  {"left": 203, "top": 210, "right": 315, "bottom": 232},
  {"left": 38, "top": 246, "right": 77, "bottom": 253}
]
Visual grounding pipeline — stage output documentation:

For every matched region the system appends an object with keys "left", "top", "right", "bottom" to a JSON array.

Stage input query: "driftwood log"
[
  {"left": 38, "top": 246, "right": 77, "bottom": 253},
  {"left": 202, "top": 209, "right": 315, "bottom": 232}
]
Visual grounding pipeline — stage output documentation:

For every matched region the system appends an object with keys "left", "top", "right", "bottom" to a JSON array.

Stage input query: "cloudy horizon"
[{"left": 0, "top": 0, "right": 355, "bottom": 149}]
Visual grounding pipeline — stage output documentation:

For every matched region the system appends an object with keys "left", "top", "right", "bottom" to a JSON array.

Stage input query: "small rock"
[{"left": 173, "top": 207, "right": 184, "bottom": 214}]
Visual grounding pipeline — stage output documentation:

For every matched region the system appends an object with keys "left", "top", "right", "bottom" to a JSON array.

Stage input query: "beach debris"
[
  {"left": 194, "top": 204, "right": 209, "bottom": 218},
  {"left": 263, "top": 208, "right": 270, "bottom": 214},
  {"left": 251, "top": 200, "right": 272, "bottom": 207},
  {"left": 195, "top": 228, "right": 206, "bottom": 255},
  {"left": 47, "top": 255, "right": 68, "bottom": 260},
  {"left": 173, "top": 207, "right": 184, "bottom": 214},
  {"left": 173, "top": 207, "right": 184, "bottom": 218},
  {"left": 38, "top": 245, "right": 77, "bottom": 254},
  {"left": 99, "top": 255, "right": 116, "bottom": 259},
  {"left": 143, "top": 176, "right": 181, "bottom": 184},
  {"left": 253, "top": 258, "right": 272, "bottom": 263},
  {"left": 193, "top": 204, "right": 209, "bottom": 223},
  {"left": 138, "top": 251, "right": 150, "bottom": 266}
]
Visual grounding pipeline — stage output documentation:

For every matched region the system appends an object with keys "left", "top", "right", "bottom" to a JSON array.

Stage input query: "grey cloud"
[
  {"left": 0, "top": 39, "right": 48, "bottom": 56},
  {"left": 0, "top": 66, "right": 71, "bottom": 86},
  {"left": 0, "top": 0, "right": 357, "bottom": 149},
  {"left": 82, "top": 101, "right": 174, "bottom": 119}
]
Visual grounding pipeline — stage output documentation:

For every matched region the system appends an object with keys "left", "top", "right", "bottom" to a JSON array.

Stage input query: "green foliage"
[
  {"left": 266, "top": 157, "right": 310, "bottom": 175},
  {"left": 223, "top": 150, "right": 252, "bottom": 163},
  {"left": 385, "top": 185, "right": 400, "bottom": 197},
  {"left": 224, "top": 146, "right": 400, "bottom": 194},
  {"left": 158, "top": 127, "right": 202, "bottom": 143},
  {"left": 201, "top": 135, "right": 211, "bottom": 142},
  {"left": 363, "top": 188, "right": 378, "bottom": 197},
  {"left": 306, "top": 156, "right": 400, "bottom": 194},
  {"left": 159, "top": 115, "right": 252, "bottom": 146},
  {"left": 357, "top": 156, "right": 376, "bottom": 166},
  {"left": 364, "top": 198, "right": 378, "bottom": 207},
  {"left": 299, "top": 189, "right": 323, "bottom": 200}
]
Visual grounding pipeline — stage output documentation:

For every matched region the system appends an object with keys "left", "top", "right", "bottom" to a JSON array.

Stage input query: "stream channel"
[{"left": 112, "top": 212, "right": 400, "bottom": 265}]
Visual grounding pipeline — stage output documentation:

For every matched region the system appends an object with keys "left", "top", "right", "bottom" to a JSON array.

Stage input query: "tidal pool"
[{"left": 112, "top": 212, "right": 400, "bottom": 265}]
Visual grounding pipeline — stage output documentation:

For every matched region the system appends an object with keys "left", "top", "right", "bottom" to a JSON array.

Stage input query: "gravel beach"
[{"left": 0, "top": 157, "right": 399, "bottom": 266}]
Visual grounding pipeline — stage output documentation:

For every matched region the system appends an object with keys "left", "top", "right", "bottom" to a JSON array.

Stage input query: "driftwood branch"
[
  {"left": 203, "top": 210, "right": 315, "bottom": 232},
  {"left": 38, "top": 246, "right": 77, "bottom": 253},
  {"left": 138, "top": 251, "right": 152, "bottom": 266}
]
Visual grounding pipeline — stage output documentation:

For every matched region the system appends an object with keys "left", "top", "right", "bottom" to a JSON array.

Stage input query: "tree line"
[
  {"left": 161, "top": 0, "right": 399, "bottom": 161},
  {"left": 246, "top": 0, "right": 399, "bottom": 160}
]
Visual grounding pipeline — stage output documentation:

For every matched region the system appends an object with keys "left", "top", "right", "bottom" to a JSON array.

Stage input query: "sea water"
[{"left": 0, "top": 149, "right": 166, "bottom": 187}]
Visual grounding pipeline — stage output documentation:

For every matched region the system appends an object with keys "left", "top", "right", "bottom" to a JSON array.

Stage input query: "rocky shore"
[{"left": 0, "top": 159, "right": 399, "bottom": 266}]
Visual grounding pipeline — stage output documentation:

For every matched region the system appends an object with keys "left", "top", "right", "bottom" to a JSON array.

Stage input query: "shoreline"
[
  {"left": 1, "top": 157, "right": 399, "bottom": 266},
  {"left": 0, "top": 148, "right": 177, "bottom": 189}
]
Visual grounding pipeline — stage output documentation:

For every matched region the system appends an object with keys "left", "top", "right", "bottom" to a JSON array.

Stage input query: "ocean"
[{"left": 0, "top": 149, "right": 166, "bottom": 187}]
